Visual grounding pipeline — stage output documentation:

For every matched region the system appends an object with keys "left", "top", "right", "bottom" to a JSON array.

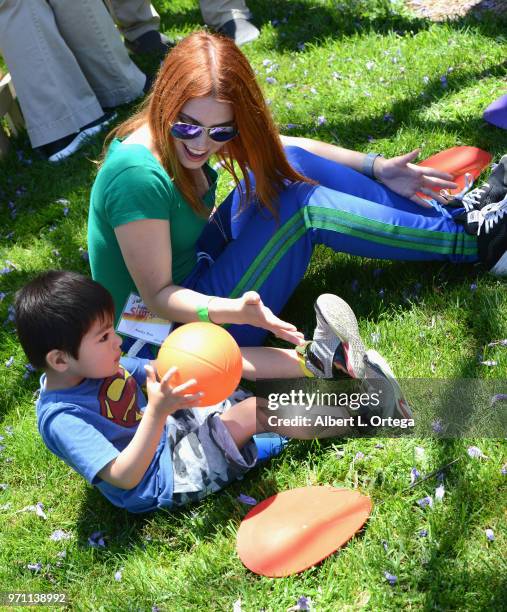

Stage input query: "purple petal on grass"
[
  {"left": 233, "top": 597, "right": 242, "bottom": 612},
  {"left": 286, "top": 124, "right": 297, "bottom": 130},
  {"left": 432, "top": 419, "right": 444, "bottom": 433},
  {"left": 50, "top": 530, "right": 72, "bottom": 542},
  {"left": 354, "top": 451, "right": 365, "bottom": 461},
  {"left": 375, "top": 442, "right": 384, "bottom": 449},
  {"left": 317, "top": 116, "right": 326, "bottom": 126},
  {"left": 27, "top": 562, "right": 42, "bottom": 572},
  {"left": 378, "top": 288, "right": 385, "bottom": 298},
  {"left": 262, "top": 59, "right": 272, "bottom": 66},
  {"left": 418, "top": 529, "right": 428, "bottom": 537},
  {"left": 501, "top": 464, "right": 507, "bottom": 476},
  {"left": 237, "top": 493, "right": 257, "bottom": 506},
  {"left": 0, "top": 292, "right": 6, "bottom": 302},
  {"left": 36, "top": 502, "right": 47, "bottom": 519},
  {"left": 470, "top": 283, "right": 478, "bottom": 291},
  {"left": 88, "top": 531, "right": 106, "bottom": 548},
  {"left": 383, "top": 113, "right": 394, "bottom": 122},
  {"left": 79, "top": 248, "right": 89, "bottom": 262},
  {"left": 491, "top": 394, "right": 507, "bottom": 406},
  {"left": 435, "top": 484, "right": 445, "bottom": 501},
  {"left": 297, "top": 42, "right": 306, "bottom": 51},
  {"left": 367, "top": 135, "right": 376, "bottom": 142},
  {"left": 285, "top": 83, "right": 295, "bottom": 90},
  {"left": 417, "top": 496, "right": 433, "bottom": 508},
  {"left": 485, "top": 528, "right": 494, "bottom": 541},
  {"left": 296, "top": 596, "right": 311, "bottom": 610},
  {"left": 467, "top": 446, "right": 488, "bottom": 459},
  {"left": 440, "top": 75, "right": 448, "bottom": 88},
  {"left": 24, "top": 363, "right": 36, "bottom": 374},
  {"left": 410, "top": 468, "right": 420, "bottom": 484},
  {"left": 57, "top": 551, "right": 67, "bottom": 558},
  {"left": 382, "top": 540, "right": 388, "bottom": 552},
  {"left": 384, "top": 571, "right": 397, "bottom": 585},
  {"left": 5, "top": 356, "right": 14, "bottom": 368},
  {"left": 265, "top": 77, "right": 276, "bottom": 84},
  {"left": 114, "top": 569, "right": 123, "bottom": 582}
]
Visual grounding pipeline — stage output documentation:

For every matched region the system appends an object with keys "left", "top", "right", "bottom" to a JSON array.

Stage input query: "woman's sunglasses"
[{"left": 170, "top": 122, "right": 238, "bottom": 143}]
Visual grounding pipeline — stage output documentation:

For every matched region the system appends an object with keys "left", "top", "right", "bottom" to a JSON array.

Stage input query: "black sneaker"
[
  {"left": 218, "top": 18, "right": 260, "bottom": 46},
  {"left": 456, "top": 156, "right": 507, "bottom": 233},
  {"left": 38, "top": 111, "right": 117, "bottom": 163},
  {"left": 473, "top": 195, "right": 507, "bottom": 275},
  {"left": 125, "top": 30, "right": 173, "bottom": 57}
]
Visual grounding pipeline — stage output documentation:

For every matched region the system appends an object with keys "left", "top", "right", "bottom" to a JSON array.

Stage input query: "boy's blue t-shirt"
[{"left": 36, "top": 357, "right": 173, "bottom": 513}]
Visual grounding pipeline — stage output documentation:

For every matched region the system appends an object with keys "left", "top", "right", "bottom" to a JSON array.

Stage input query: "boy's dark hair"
[{"left": 15, "top": 270, "right": 115, "bottom": 369}]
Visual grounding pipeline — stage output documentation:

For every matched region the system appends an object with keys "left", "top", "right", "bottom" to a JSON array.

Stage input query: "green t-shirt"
[{"left": 88, "top": 139, "right": 217, "bottom": 323}]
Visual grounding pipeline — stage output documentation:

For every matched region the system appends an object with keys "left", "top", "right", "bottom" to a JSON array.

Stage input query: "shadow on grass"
[
  {"left": 250, "top": 0, "right": 507, "bottom": 50},
  {"left": 71, "top": 461, "right": 283, "bottom": 558}
]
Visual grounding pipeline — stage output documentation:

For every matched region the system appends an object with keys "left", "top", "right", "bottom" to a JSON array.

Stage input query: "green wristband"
[{"left": 196, "top": 304, "right": 211, "bottom": 322}]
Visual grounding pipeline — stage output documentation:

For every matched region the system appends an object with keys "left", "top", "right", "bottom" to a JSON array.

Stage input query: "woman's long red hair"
[{"left": 106, "top": 31, "right": 312, "bottom": 217}]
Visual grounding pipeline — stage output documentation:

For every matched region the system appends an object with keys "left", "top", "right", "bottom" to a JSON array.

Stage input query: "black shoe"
[
  {"left": 37, "top": 111, "right": 117, "bottom": 163},
  {"left": 462, "top": 155, "right": 507, "bottom": 211},
  {"left": 218, "top": 18, "right": 260, "bottom": 46},
  {"left": 472, "top": 196, "right": 507, "bottom": 275},
  {"left": 125, "top": 30, "right": 173, "bottom": 57},
  {"left": 143, "top": 73, "right": 154, "bottom": 95},
  {"left": 455, "top": 155, "right": 507, "bottom": 233}
]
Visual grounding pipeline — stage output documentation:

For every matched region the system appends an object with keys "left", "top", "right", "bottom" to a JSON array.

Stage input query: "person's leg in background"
[
  {"left": 49, "top": 0, "right": 146, "bottom": 109},
  {"left": 0, "top": 0, "right": 142, "bottom": 161},
  {"left": 200, "top": 0, "right": 259, "bottom": 46},
  {"left": 105, "top": 0, "right": 172, "bottom": 56}
]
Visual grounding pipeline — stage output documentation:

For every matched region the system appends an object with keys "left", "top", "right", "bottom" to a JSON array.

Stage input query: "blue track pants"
[{"left": 181, "top": 146, "right": 478, "bottom": 346}]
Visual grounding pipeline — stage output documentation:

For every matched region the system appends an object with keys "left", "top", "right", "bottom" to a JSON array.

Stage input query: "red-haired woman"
[{"left": 88, "top": 31, "right": 506, "bottom": 354}]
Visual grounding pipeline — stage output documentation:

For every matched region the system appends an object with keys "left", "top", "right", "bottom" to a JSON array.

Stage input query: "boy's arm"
[{"left": 97, "top": 365, "right": 202, "bottom": 490}]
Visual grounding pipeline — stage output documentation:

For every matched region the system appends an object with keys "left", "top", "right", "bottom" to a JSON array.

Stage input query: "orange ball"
[{"left": 156, "top": 322, "right": 243, "bottom": 407}]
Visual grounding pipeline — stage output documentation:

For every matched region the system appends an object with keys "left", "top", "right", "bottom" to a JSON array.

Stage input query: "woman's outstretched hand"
[
  {"left": 210, "top": 291, "right": 305, "bottom": 345},
  {"left": 375, "top": 149, "right": 458, "bottom": 208}
]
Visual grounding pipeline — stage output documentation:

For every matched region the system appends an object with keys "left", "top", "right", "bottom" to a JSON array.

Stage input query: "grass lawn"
[{"left": 1, "top": 0, "right": 506, "bottom": 610}]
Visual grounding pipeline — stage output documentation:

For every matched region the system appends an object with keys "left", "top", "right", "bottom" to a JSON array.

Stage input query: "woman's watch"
[{"left": 362, "top": 153, "right": 384, "bottom": 180}]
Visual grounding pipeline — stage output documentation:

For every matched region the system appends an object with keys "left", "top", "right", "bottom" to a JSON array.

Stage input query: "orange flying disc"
[
  {"left": 417, "top": 145, "right": 492, "bottom": 198},
  {"left": 236, "top": 486, "right": 372, "bottom": 577}
]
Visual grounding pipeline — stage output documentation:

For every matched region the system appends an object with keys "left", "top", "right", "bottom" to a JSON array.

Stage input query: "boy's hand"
[{"left": 144, "top": 364, "right": 202, "bottom": 415}]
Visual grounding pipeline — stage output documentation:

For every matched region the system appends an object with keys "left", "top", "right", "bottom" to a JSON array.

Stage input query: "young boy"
[{"left": 15, "top": 271, "right": 408, "bottom": 513}]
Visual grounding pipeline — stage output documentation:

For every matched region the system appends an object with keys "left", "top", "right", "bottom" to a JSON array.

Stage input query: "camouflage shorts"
[{"left": 167, "top": 391, "right": 257, "bottom": 507}]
